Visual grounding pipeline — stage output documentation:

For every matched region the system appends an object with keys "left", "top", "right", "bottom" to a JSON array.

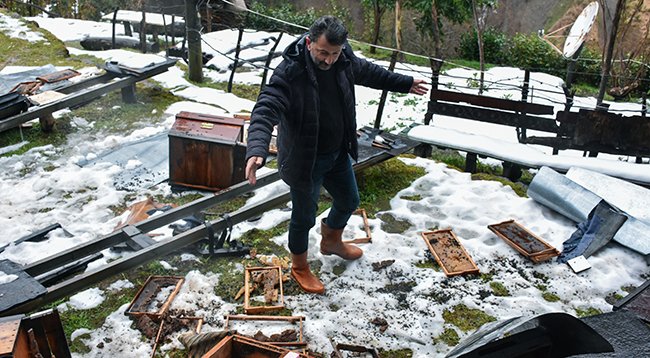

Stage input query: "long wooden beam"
[{"left": 25, "top": 170, "right": 280, "bottom": 276}]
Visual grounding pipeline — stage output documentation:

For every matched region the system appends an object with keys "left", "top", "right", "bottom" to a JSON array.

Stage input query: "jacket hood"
[{"left": 283, "top": 33, "right": 308, "bottom": 62}]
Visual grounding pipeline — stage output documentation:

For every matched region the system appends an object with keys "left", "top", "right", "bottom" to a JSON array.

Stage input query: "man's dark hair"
[{"left": 308, "top": 15, "right": 348, "bottom": 46}]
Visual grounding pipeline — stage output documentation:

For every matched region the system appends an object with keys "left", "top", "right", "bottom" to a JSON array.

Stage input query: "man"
[{"left": 245, "top": 15, "right": 428, "bottom": 294}]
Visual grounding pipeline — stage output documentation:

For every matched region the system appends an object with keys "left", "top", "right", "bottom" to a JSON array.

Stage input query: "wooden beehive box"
[
  {"left": 169, "top": 111, "right": 246, "bottom": 191},
  {"left": 0, "top": 309, "right": 71, "bottom": 358}
]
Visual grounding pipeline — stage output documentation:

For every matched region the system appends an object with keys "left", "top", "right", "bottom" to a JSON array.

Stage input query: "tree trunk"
[
  {"left": 472, "top": 0, "right": 485, "bottom": 94},
  {"left": 597, "top": 0, "right": 626, "bottom": 107},
  {"left": 395, "top": 0, "right": 402, "bottom": 59},
  {"left": 370, "top": 2, "right": 381, "bottom": 54}
]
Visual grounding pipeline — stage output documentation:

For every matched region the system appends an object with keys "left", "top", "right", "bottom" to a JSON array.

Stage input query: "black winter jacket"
[{"left": 245, "top": 34, "right": 413, "bottom": 191}]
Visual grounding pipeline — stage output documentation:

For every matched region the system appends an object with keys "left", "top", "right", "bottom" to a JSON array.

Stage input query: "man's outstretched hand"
[
  {"left": 246, "top": 156, "right": 264, "bottom": 185},
  {"left": 410, "top": 79, "right": 429, "bottom": 95}
]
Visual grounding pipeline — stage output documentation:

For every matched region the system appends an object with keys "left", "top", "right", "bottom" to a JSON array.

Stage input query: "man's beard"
[{"left": 310, "top": 52, "right": 331, "bottom": 71}]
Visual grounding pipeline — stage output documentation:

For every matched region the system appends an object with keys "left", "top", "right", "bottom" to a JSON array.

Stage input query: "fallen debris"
[
  {"left": 370, "top": 317, "right": 388, "bottom": 333},
  {"left": 329, "top": 338, "right": 380, "bottom": 358},
  {"left": 372, "top": 260, "right": 395, "bottom": 272}
]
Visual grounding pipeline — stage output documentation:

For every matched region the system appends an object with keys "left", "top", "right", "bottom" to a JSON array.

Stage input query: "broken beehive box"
[
  {"left": 487, "top": 220, "right": 559, "bottom": 263},
  {"left": 0, "top": 309, "right": 71, "bottom": 358},
  {"left": 244, "top": 266, "right": 284, "bottom": 314},
  {"left": 126, "top": 276, "right": 184, "bottom": 319},
  {"left": 421, "top": 229, "right": 479, "bottom": 276}
]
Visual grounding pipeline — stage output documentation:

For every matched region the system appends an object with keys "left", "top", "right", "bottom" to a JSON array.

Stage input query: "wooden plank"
[
  {"left": 431, "top": 89, "right": 555, "bottom": 115},
  {"left": 487, "top": 220, "right": 559, "bottom": 263},
  {"left": 433, "top": 102, "right": 559, "bottom": 133},
  {"left": 421, "top": 229, "right": 479, "bottom": 276}
]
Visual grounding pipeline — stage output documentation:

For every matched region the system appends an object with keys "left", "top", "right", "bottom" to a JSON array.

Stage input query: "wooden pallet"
[
  {"left": 421, "top": 229, "right": 479, "bottom": 276},
  {"left": 488, "top": 220, "right": 559, "bottom": 263}
]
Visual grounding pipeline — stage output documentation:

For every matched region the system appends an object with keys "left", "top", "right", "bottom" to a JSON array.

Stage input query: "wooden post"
[
  {"left": 373, "top": 50, "right": 398, "bottom": 129},
  {"left": 111, "top": 8, "right": 118, "bottom": 49},
  {"left": 415, "top": 58, "right": 442, "bottom": 159},
  {"left": 516, "top": 69, "right": 530, "bottom": 142},
  {"left": 123, "top": 21, "right": 132, "bottom": 37},
  {"left": 186, "top": 0, "right": 203, "bottom": 82},
  {"left": 121, "top": 84, "right": 137, "bottom": 103},
  {"left": 140, "top": 7, "right": 147, "bottom": 54},
  {"left": 171, "top": 15, "right": 176, "bottom": 46},
  {"left": 260, "top": 32, "right": 284, "bottom": 91},
  {"left": 228, "top": 27, "right": 244, "bottom": 93},
  {"left": 161, "top": 7, "right": 169, "bottom": 49}
]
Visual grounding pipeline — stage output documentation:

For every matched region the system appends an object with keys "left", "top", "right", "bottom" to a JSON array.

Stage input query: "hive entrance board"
[
  {"left": 421, "top": 229, "right": 479, "bottom": 276},
  {"left": 487, "top": 220, "right": 559, "bottom": 263}
]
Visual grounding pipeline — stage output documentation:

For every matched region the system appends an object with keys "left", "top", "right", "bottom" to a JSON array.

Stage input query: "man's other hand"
[
  {"left": 245, "top": 156, "right": 264, "bottom": 185},
  {"left": 410, "top": 79, "right": 429, "bottom": 95}
]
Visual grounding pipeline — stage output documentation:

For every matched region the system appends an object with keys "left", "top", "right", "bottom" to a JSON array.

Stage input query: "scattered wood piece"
[
  {"left": 372, "top": 259, "right": 395, "bottom": 271},
  {"left": 370, "top": 317, "right": 388, "bottom": 333},
  {"left": 224, "top": 315, "right": 306, "bottom": 347},
  {"left": 343, "top": 208, "right": 372, "bottom": 244}
]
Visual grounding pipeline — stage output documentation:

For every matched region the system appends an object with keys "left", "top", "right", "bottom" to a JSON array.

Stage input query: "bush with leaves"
[
  {"left": 457, "top": 27, "right": 507, "bottom": 64},
  {"left": 503, "top": 33, "right": 566, "bottom": 77},
  {"left": 244, "top": 1, "right": 351, "bottom": 36}
]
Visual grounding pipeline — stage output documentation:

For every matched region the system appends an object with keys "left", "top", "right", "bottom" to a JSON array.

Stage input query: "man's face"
[{"left": 306, "top": 35, "right": 343, "bottom": 71}]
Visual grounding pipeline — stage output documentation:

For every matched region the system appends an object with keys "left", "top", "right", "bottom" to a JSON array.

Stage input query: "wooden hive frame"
[
  {"left": 224, "top": 315, "right": 306, "bottom": 348},
  {"left": 487, "top": 219, "right": 559, "bottom": 263},
  {"left": 421, "top": 229, "right": 479, "bottom": 276},
  {"left": 125, "top": 276, "right": 185, "bottom": 319},
  {"left": 244, "top": 266, "right": 284, "bottom": 314},
  {"left": 342, "top": 208, "right": 372, "bottom": 244}
]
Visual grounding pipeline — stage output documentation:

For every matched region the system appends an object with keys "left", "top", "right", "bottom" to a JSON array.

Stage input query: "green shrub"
[
  {"left": 504, "top": 33, "right": 566, "bottom": 77},
  {"left": 458, "top": 27, "right": 508, "bottom": 64},
  {"left": 244, "top": 1, "right": 351, "bottom": 35}
]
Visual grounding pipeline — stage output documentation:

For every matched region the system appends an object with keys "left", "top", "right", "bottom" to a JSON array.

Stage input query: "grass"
[
  {"left": 437, "top": 327, "right": 461, "bottom": 346},
  {"left": 575, "top": 307, "right": 602, "bottom": 318},
  {"left": 442, "top": 304, "right": 496, "bottom": 332},
  {"left": 357, "top": 157, "right": 427, "bottom": 217},
  {"left": 490, "top": 281, "right": 510, "bottom": 297}
]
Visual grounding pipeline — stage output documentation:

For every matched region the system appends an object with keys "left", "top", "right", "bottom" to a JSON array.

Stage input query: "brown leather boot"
[
  {"left": 290, "top": 252, "right": 325, "bottom": 294},
  {"left": 320, "top": 219, "right": 363, "bottom": 260}
]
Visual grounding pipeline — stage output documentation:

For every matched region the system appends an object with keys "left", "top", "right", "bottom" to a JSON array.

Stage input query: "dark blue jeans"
[{"left": 288, "top": 150, "right": 360, "bottom": 254}]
